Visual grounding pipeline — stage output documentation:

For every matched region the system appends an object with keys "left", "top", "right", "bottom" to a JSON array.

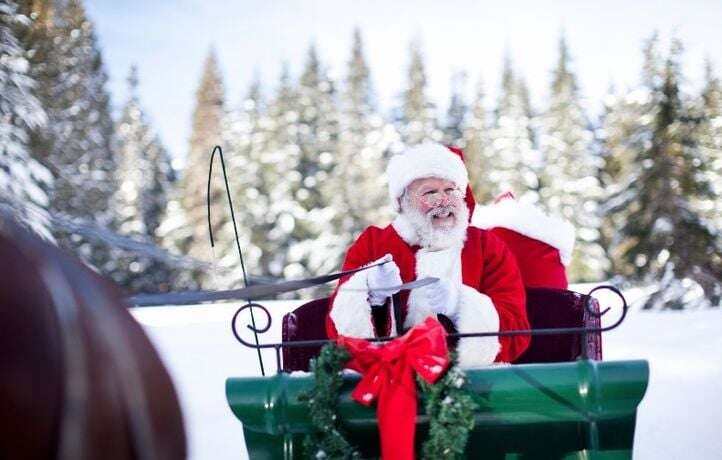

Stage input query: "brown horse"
[{"left": 0, "top": 213, "right": 186, "bottom": 459}]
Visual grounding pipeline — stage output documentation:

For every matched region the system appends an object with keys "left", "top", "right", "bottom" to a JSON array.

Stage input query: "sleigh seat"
[{"left": 281, "top": 287, "right": 603, "bottom": 372}]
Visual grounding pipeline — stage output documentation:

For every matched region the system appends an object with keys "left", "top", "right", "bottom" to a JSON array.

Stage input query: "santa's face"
[
  {"left": 400, "top": 177, "right": 468, "bottom": 250},
  {"left": 404, "top": 177, "right": 464, "bottom": 229}
]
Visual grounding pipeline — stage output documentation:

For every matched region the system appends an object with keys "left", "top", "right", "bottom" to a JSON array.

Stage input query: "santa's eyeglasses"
[{"left": 415, "top": 187, "right": 463, "bottom": 206}]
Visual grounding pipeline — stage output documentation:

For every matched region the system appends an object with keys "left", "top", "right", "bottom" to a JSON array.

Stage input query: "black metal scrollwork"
[{"left": 228, "top": 283, "right": 630, "bottom": 373}]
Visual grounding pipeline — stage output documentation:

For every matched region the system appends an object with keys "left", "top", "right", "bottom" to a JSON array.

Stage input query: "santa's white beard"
[{"left": 400, "top": 198, "right": 469, "bottom": 250}]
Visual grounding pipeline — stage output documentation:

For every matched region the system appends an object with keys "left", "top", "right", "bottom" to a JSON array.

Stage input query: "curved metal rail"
[{"left": 230, "top": 284, "right": 628, "bottom": 372}]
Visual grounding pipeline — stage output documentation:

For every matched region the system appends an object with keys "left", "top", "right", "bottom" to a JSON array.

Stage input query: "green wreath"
[{"left": 298, "top": 342, "right": 477, "bottom": 459}]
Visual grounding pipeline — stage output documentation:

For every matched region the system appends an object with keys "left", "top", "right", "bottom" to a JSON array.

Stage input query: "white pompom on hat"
[{"left": 386, "top": 143, "right": 469, "bottom": 211}]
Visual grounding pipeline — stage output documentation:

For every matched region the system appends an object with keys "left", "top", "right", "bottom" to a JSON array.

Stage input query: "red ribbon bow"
[{"left": 337, "top": 317, "right": 450, "bottom": 460}]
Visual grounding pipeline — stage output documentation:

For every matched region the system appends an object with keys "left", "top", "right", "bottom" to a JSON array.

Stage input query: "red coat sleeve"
[{"left": 480, "top": 231, "right": 530, "bottom": 362}]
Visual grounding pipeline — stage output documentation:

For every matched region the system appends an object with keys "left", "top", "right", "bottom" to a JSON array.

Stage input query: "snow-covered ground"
[{"left": 132, "top": 287, "right": 722, "bottom": 459}]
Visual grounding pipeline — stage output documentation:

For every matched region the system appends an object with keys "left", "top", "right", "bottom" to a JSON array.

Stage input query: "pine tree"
[
  {"left": 442, "top": 71, "right": 468, "bottom": 147},
  {"left": 601, "top": 34, "right": 666, "bottom": 278},
  {"left": 0, "top": 0, "right": 53, "bottom": 238},
  {"left": 219, "top": 75, "right": 267, "bottom": 285},
  {"left": 598, "top": 88, "right": 635, "bottom": 277},
  {"left": 284, "top": 45, "right": 344, "bottom": 281},
  {"left": 398, "top": 39, "right": 440, "bottom": 146},
  {"left": 178, "top": 49, "right": 226, "bottom": 285},
  {"left": 606, "top": 38, "right": 721, "bottom": 308},
  {"left": 538, "top": 35, "right": 606, "bottom": 281},
  {"left": 256, "top": 63, "right": 299, "bottom": 278},
  {"left": 112, "top": 66, "right": 176, "bottom": 292},
  {"left": 157, "top": 192, "right": 201, "bottom": 290},
  {"left": 115, "top": 66, "right": 173, "bottom": 237},
  {"left": 13, "top": 0, "right": 55, "bottom": 164},
  {"left": 696, "top": 60, "right": 722, "bottom": 231},
  {"left": 487, "top": 53, "right": 539, "bottom": 202},
  {"left": 18, "top": 0, "right": 117, "bottom": 273},
  {"left": 463, "top": 76, "right": 495, "bottom": 203},
  {"left": 36, "top": 0, "right": 116, "bottom": 222},
  {"left": 332, "top": 29, "right": 391, "bottom": 243}
]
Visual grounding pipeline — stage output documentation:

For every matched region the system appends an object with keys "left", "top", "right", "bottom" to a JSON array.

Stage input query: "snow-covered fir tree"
[
  {"left": 35, "top": 0, "right": 116, "bottom": 222},
  {"left": 115, "top": 66, "right": 173, "bottom": 237},
  {"left": 112, "top": 66, "right": 176, "bottom": 292},
  {"left": 156, "top": 194, "right": 201, "bottom": 290},
  {"left": 696, "top": 60, "right": 722, "bottom": 232},
  {"left": 254, "top": 63, "right": 299, "bottom": 279},
  {"left": 178, "top": 49, "right": 227, "bottom": 285},
  {"left": 600, "top": 35, "right": 666, "bottom": 277},
  {"left": 605, "top": 37, "right": 721, "bottom": 308},
  {"left": 332, "top": 29, "right": 392, "bottom": 243},
  {"left": 284, "top": 45, "right": 345, "bottom": 280},
  {"left": 397, "top": 39, "right": 440, "bottom": 146},
  {"left": 442, "top": 71, "right": 468, "bottom": 147},
  {"left": 538, "top": 35, "right": 606, "bottom": 281},
  {"left": 218, "top": 76, "right": 267, "bottom": 286},
  {"left": 19, "top": 0, "right": 118, "bottom": 272},
  {"left": 488, "top": 53, "right": 539, "bottom": 202},
  {"left": 14, "top": 0, "right": 56, "bottom": 159},
  {"left": 463, "top": 75, "right": 495, "bottom": 203},
  {"left": 598, "top": 88, "right": 631, "bottom": 277},
  {"left": 0, "top": 0, "right": 53, "bottom": 239}
]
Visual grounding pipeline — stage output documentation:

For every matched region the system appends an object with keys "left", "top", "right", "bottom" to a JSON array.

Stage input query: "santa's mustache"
[{"left": 427, "top": 205, "right": 457, "bottom": 219}]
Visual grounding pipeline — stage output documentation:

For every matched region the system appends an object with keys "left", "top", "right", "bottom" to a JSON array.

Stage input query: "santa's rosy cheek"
[
  {"left": 421, "top": 203, "right": 436, "bottom": 214},
  {"left": 409, "top": 196, "right": 434, "bottom": 214}
]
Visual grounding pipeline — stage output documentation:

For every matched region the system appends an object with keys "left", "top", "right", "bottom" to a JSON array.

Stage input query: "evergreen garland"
[
  {"left": 300, "top": 343, "right": 477, "bottom": 459},
  {"left": 417, "top": 354, "right": 477, "bottom": 459},
  {"left": 299, "top": 342, "right": 361, "bottom": 459}
]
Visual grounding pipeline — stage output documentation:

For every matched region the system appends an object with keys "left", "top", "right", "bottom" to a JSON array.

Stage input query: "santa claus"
[{"left": 325, "top": 143, "right": 532, "bottom": 367}]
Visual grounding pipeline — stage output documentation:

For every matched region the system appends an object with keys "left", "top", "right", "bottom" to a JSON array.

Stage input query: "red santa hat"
[
  {"left": 473, "top": 192, "right": 575, "bottom": 289},
  {"left": 386, "top": 143, "right": 473, "bottom": 215}
]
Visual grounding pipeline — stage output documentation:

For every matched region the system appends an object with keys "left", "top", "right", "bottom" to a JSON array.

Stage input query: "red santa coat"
[{"left": 326, "top": 216, "right": 530, "bottom": 366}]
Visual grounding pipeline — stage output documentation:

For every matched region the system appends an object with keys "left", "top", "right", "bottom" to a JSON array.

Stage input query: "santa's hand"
[
  {"left": 367, "top": 254, "right": 402, "bottom": 306},
  {"left": 422, "top": 279, "right": 460, "bottom": 318}
]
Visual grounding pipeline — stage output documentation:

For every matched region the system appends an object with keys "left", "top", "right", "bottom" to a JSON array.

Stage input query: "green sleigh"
[{"left": 226, "top": 286, "right": 648, "bottom": 459}]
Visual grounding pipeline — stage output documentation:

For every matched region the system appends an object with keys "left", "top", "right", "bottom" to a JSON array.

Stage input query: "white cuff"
[
  {"left": 329, "top": 269, "right": 375, "bottom": 338},
  {"left": 454, "top": 286, "right": 501, "bottom": 368}
]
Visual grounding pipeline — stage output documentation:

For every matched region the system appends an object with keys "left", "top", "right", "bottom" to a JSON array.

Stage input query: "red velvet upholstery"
[
  {"left": 281, "top": 287, "right": 602, "bottom": 372},
  {"left": 514, "top": 287, "right": 602, "bottom": 364},
  {"left": 281, "top": 298, "right": 328, "bottom": 373}
]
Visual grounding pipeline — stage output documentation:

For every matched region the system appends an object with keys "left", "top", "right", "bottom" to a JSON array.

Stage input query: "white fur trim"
[
  {"left": 400, "top": 243, "right": 499, "bottom": 367},
  {"left": 472, "top": 199, "right": 575, "bottom": 265},
  {"left": 329, "top": 270, "right": 375, "bottom": 338},
  {"left": 455, "top": 287, "right": 501, "bottom": 368},
  {"left": 392, "top": 214, "right": 419, "bottom": 246},
  {"left": 404, "top": 245, "right": 463, "bottom": 329},
  {"left": 386, "top": 143, "right": 469, "bottom": 211}
]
